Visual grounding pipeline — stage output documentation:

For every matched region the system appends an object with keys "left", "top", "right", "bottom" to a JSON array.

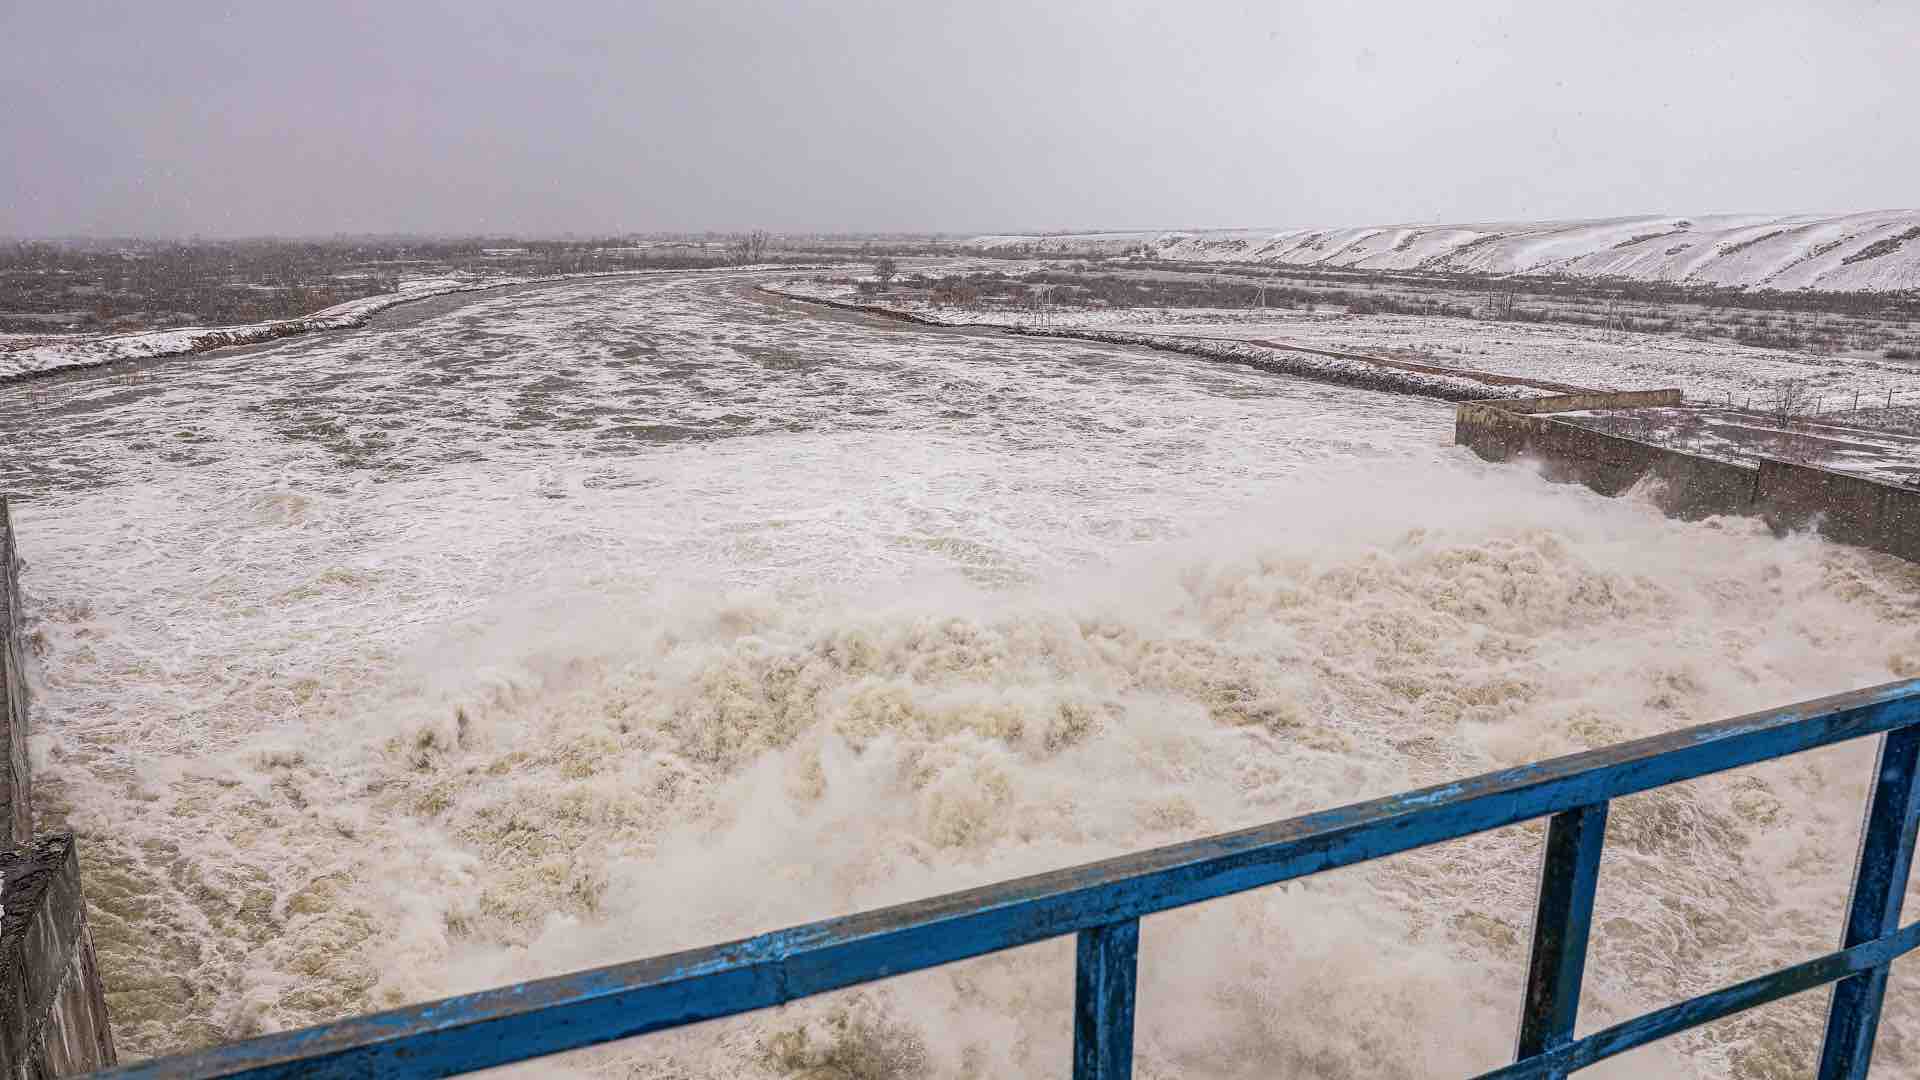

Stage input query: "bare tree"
[
  {"left": 1490, "top": 284, "right": 1517, "bottom": 320},
  {"left": 1603, "top": 300, "right": 1630, "bottom": 332},
  {"left": 873, "top": 256, "right": 897, "bottom": 286},
  {"left": 730, "top": 229, "right": 771, "bottom": 265}
]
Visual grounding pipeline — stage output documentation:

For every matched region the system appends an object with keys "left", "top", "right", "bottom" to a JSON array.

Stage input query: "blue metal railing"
[{"left": 95, "top": 678, "right": 1920, "bottom": 1079}]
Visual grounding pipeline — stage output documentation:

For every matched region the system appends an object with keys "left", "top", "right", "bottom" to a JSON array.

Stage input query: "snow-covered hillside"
[{"left": 974, "top": 211, "right": 1920, "bottom": 292}]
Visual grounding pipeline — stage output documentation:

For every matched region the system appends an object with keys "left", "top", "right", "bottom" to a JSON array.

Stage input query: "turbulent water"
[{"left": 4, "top": 271, "right": 1920, "bottom": 1078}]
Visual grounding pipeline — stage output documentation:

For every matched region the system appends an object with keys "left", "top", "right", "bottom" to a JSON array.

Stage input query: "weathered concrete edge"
[
  {"left": 1455, "top": 392, "right": 1920, "bottom": 563},
  {"left": 0, "top": 500, "right": 116, "bottom": 1074}
]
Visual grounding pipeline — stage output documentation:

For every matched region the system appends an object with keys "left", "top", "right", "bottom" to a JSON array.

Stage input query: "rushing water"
[{"left": 4, "top": 272, "right": 1920, "bottom": 1077}]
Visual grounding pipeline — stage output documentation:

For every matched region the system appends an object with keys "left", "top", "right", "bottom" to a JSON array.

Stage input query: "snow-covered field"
[
  {"left": 0, "top": 265, "right": 809, "bottom": 383},
  {"left": 774, "top": 277, "right": 1920, "bottom": 413},
  {"left": 768, "top": 280, "right": 1578, "bottom": 401},
  {"left": 1169, "top": 313, "right": 1920, "bottom": 410},
  {"left": 8, "top": 271, "right": 1920, "bottom": 1077},
  {"left": 975, "top": 210, "right": 1920, "bottom": 292},
  {"left": 1, "top": 278, "right": 510, "bottom": 381}
]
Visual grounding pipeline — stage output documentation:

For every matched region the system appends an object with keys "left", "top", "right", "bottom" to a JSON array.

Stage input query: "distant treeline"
[
  {"left": 0, "top": 237, "right": 829, "bottom": 333},
  {"left": 1115, "top": 259, "right": 1920, "bottom": 320}
]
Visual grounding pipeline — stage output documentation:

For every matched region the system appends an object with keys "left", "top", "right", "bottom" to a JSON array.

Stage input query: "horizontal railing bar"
[
  {"left": 1476, "top": 921, "right": 1920, "bottom": 1078},
  {"left": 93, "top": 678, "right": 1920, "bottom": 1079}
]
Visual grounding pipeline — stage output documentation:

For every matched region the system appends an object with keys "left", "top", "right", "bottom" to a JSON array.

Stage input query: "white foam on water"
[{"left": 7, "top": 274, "right": 1920, "bottom": 1077}]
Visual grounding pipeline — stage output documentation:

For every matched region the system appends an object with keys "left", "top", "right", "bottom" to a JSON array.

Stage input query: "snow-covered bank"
[
  {"left": 1009, "top": 328, "right": 1557, "bottom": 402},
  {"left": 974, "top": 210, "right": 1920, "bottom": 292},
  {"left": 0, "top": 265, "right": 814, "bottom": 383},
  {"left": 769, "top": 275, "right": 1920, "bottom": 420},
  {"left": 764, "top": 282, "right": 1587, "bottom": 402}
]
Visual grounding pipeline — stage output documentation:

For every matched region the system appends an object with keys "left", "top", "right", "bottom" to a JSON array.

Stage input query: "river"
[{"left": 3, "top": 271, "right": 1917, "bottom": 1077}]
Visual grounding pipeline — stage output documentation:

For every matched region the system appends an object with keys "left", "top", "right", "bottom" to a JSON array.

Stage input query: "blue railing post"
[
  {"left": 1516, "top": 802, "right": 1610, "bottom": 1075},
  {"left": 1073, "top": 919, "right": 1140, "bottom": 1080},
  {"left": 1818, "top": 725, "right": 1920, "bottom": 1079}
]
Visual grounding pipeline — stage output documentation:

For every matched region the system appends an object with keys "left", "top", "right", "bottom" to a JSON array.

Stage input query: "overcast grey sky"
[{"left": 3, "top": 0, "right": 1915, "bottom": 237}]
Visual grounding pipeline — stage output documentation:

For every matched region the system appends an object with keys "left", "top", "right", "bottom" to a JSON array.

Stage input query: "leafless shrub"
[{"left": 1768, "top": 379, "right": 1812, "bottom": 426}]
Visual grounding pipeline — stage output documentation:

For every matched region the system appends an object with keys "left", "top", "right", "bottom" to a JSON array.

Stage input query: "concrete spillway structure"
[
  {"left": 1455, "top": 390, "right": 1920, "bottom": 563},
  {"left": 0, "top": 498, "right": 115, "bottom": 1076}
]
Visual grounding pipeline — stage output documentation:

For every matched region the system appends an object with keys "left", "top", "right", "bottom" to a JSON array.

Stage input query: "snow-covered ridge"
[
  {"left": 973, "top": 211, "right": 1920, "bottom": 292},
  {"left": 0, "top": 265, "right": 807, "bottom": 383}
]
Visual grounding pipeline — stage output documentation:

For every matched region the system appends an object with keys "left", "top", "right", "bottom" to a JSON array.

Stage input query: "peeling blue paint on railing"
[{"left": 88, "top": 678, "right": 1920, "bottom": 1079}]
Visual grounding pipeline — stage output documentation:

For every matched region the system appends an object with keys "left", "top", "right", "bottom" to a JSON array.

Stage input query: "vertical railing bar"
[
  {"left": 1073, "top": 919, "right": 1140, "bottom": 1080},
  {"left": 1818, "top": 724, "right": 1920, "bottom": 1079},
  {"left": 1516, "top": 801, "right": 1610, "bottom": 1076}
]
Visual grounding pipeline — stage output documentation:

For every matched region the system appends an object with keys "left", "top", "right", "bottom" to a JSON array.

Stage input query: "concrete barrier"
[
  {"left": 1478, "top": 388, "right": 1683, "bottom": 415},
  {"left": 0, "top": 499, "right": 115, "bottom": 1075},
  {"left": 1754, "top": 458, "right": 1920, "bottom": 563},
  {"left": 1, "top": 838, "right": 115, "bottom": 1076},
  {"left": 2, "top": 499, "right": 28, "bottom": 848},
  {"left": 1457, "top": 392, "right": 1920, "bottom": 562}
]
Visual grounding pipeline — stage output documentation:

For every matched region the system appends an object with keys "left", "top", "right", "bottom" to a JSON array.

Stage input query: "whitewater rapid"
[{"left": 4, "top": 272, "right": 1919, "bottom": 1077}]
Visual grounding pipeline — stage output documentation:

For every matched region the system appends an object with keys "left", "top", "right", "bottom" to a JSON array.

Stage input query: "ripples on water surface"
[{"left": 5, "top": 272, "right": 1920, "bottom": 1077}]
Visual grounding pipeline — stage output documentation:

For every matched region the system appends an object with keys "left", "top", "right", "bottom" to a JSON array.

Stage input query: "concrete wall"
[
  {"left": 1, "top": 500, "right": 28, "bottom": 848},
  {"left": 0, "top": 501, "right": 114, "bottom": 1076},
  {"left": 1457, "top": 393, "right": 1920, "bottom": 562},
  {"left": 1753, "top": 458, "right": 1920, "bottom": 563},
  {"left": 0, "top": 838, "right": 115, "bottom": 1078}
]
